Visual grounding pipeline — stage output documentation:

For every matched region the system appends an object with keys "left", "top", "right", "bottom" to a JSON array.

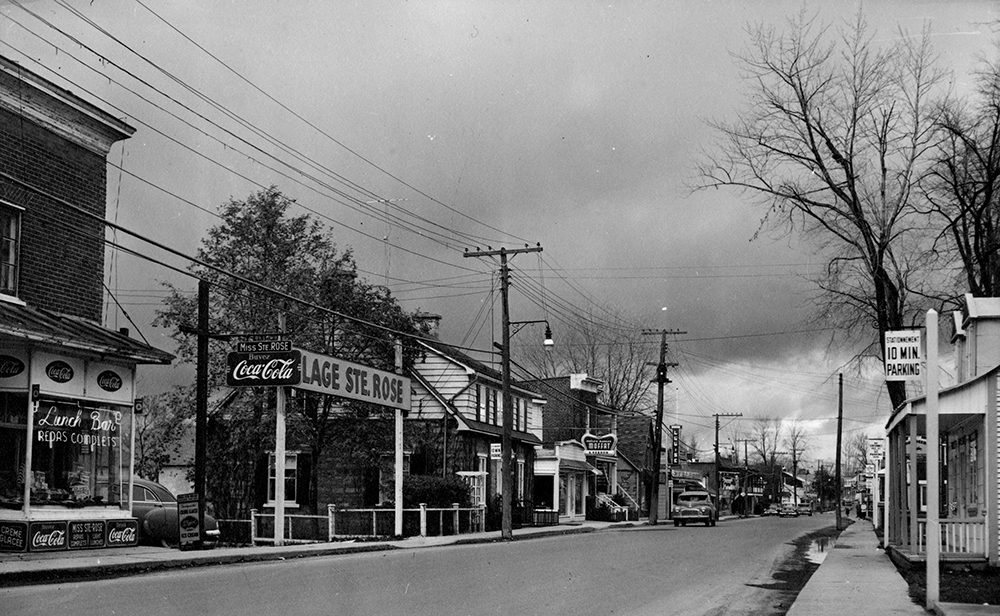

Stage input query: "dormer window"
[{"left": 0, "top": 201, "right": 21, "bottom": 298}]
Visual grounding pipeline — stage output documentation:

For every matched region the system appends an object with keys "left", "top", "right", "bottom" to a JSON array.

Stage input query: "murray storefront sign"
[
  {"left": 581, "top": 432, "right": 617, "bottom": 457},
  {"left": 884, "top": 330, "right": 922, "bottom": 381},
  {"left": 225, "top": 346, "right": 411, "bottom": 411}
]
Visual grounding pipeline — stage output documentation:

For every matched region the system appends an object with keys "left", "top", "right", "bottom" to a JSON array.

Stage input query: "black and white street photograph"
[{"left": 0, "top": 1, "right": 998, "bottom": 614}]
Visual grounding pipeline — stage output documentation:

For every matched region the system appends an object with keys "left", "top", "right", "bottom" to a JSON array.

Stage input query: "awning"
[
  {"left": 560, "top": 458, "right": 600, "bottom": 474},
  {"left": 0, "top": 301, "right": 173, "bottom": 364}
]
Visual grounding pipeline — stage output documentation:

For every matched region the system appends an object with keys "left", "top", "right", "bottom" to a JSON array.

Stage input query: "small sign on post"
[
  {"left": 177, "top": 493, "right": 201, "bottom": 550},
  {"left": 884, "top": 330, "right": 922, "bottom": 381}
]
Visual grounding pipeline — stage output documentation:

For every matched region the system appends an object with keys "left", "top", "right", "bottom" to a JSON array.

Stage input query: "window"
[
  {"left": 267, "top": 452, "right": 298, "bottom": 506},
  {"left": 458, "top": 456, "right": 487, "bottom": 506},
  {"left": 0, "top": 202, "right": 21, "bottom": 297},
  {"left": 378, "top": 452, "right": 410, "bottom": 504},
  {"left": 28, "top": 398, "right": 131, "bottom": 508}
]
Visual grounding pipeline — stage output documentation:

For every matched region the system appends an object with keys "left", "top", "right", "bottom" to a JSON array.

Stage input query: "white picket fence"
[{"left": 250, "top": 503, "right": 486, "bottom": 544}]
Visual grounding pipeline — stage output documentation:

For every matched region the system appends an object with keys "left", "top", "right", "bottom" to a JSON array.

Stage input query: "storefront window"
[
  {"left": 0, "top": 392, "right": 28, "bottom": 508},
  {"left": 29, "top": 398, "right": 131, "bottom": 509}
]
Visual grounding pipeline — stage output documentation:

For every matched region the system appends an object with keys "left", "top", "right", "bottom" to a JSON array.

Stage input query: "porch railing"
[
  {"left": 916, "top": 518, "right": 986, "bottom": 556},
  {"left": 249, "top": 504, "right": 486, "bottom": 544}
]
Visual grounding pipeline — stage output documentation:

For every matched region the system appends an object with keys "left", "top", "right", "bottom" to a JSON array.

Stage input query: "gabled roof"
[
  {"left": 0, "top": 301, "right": 173, "bottom": 364},
  {"left": 415, "top": 337, "right": 544, "bottom": 398}
]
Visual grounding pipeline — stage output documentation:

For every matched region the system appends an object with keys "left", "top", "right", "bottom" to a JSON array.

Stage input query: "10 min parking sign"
[{"left": 884, "top": 330, "right": 922, "bottom": 381}]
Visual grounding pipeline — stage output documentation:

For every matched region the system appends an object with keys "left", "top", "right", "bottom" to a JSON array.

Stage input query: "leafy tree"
[
  {"left": 155, "top": 187, "right": 425, "bottom": 516},
  {"left": 133, "top": 388, "right": 190, "bottom": 481},
  {"left": 694, "top": 10, "right": 946, "bottom": 410}
]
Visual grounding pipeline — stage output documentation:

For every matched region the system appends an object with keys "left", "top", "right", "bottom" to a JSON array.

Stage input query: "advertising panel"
[
  {"left": 105, "top": 519, "right": 138, "bottom": 547},
  {"left": 226, "top": 350, "right": 300, "bottom": 387},
  {"left": 177, "top": 493, "right": 201, "bottom": 548},
  {"left": 69, "top": 520, "right": 106, "bottom": 550},
  {"left": 0, "top": 521, "right": 27, "bottom": 552},
  {"left": 85, "top": 361, "right": 135, "bottom": 405},
  {"left": 28, "top": 521, "right": 68, "bottom": 552},
  {"left": 31, "top": 352, "right": 85, "bottom": 399}
]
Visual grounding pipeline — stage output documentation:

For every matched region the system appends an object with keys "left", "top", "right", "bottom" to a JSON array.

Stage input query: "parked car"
[
  {"left": 673, "top": 490, "right": 717, "bottom": 527},
  {"left": 796, "top": 501, "right": 813, "bottom": 516},
  {"left": 131, "top": 478, "right": 221, "bottom": 548},
  {"left": 761, "top": 503, "right": 780, "bottom": 516},
  {"left": 778, "top": 503, "right": 799, "bottom": 518}
]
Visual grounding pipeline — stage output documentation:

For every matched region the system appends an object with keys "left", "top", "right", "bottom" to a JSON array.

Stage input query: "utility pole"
[
  {"left": 464, "top": 244, "right": 542, "bottom": 540},
  {"left": 836, "top": 373, "right": 844, "bottom": 530},
  {"left": 642, "top": 329, "right": 684, "bottom": 525},
  {"left": 714, "top": 413, "right": 742, "bottom": 516},
  {"left": 737, "top": 438, "right": 753, "bottom": 517},
  {"left": 195, "top": 280, "right": 208, "bottom": 546},
  {"left": 790, "top": 446, "right": 805, "bottom": 506}
]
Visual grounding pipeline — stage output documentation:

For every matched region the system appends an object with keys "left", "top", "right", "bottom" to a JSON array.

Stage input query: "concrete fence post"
[{"left": 420, "top": 503, "right": 428, "bottom": 537}]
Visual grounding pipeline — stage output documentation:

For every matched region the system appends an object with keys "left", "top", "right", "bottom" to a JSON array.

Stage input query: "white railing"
[
  {"left": 250, "top": 504, "right": 486, "bottom": 544},
  {"left": 916, "top": 518, "right": 986, "bottom": 556}
]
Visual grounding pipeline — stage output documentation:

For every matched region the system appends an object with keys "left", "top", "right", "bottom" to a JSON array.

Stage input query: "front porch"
[
  {"left": 886, "top": 517, "right": 989, "bottom": 569},
  {"left": 883, "top": 366, "right": 998, "bottom": 567}
]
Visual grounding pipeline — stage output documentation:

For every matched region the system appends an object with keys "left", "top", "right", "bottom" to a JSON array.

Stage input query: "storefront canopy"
[{"left": 0, "top": 302, "right": 173, "bottom": 364}]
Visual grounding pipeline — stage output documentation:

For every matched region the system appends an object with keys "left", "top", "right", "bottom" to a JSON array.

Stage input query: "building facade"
[{"left": 0, "top": 55, "right": 173, "bottom": 553}]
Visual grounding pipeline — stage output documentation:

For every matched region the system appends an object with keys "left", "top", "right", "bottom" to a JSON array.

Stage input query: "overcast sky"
[{"left": 2, "top": 0, "right": 996, "bottom": 465}]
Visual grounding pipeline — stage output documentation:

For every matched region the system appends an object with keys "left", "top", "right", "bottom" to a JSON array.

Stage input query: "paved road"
[{"left": 0, "top": 513, "right": 833, "bottom": 616}]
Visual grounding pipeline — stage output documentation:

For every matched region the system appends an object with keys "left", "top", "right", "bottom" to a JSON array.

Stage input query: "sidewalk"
[{"left": 787, "top": 520, "right": 1000, "bottom": 616}]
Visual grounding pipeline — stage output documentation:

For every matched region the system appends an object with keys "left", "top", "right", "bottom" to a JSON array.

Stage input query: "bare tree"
[
  {"left": 750, "top": 417, "right": 782, "bottom": 467},
  {"left": 784, "top": 420, "right": 810, "bottom": 501},
  {"left": 515, "top": 304, "right": 656, "bottom": 416},
  {"left": 693, "top": 10, "right": 947, "bottom": 411},
  {"left": 923, "top": 46, "right": 1000, "bottom": 300},
  {"left": 846, "top": 431, "right": 872, "bottom": 477}
]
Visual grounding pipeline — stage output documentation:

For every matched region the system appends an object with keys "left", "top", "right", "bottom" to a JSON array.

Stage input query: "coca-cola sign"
[
  {"left": 28, "top": 521, "right": 68, "bottom": 552},
  {"left": 226, "top": 350, "right": 300, "bottom": 387},
  {"left": 45, "top": 360, "right": 74, "bottom": 384},
  {"left": 105, "top": 519, "right": 138, "bottom": 547},
  {"left": 0, "top": 355, "right": 24, "bottom": 379},
  {"left": 97, "top": 370, "right": 123, "bottom": 392}
]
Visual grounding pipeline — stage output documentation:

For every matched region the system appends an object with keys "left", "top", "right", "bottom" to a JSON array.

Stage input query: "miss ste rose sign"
[{"left": 226, "top": 344, "right": 411, "bottom": 410}]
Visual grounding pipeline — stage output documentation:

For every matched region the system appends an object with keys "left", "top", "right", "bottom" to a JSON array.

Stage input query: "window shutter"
[{"left": 296, "top": 453, "right": 312, "bottom": 510}]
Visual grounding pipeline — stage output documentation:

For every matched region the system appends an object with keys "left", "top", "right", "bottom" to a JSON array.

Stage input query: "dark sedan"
[{"left": 131, "top": 478, "right": 221, "bottom": 548}]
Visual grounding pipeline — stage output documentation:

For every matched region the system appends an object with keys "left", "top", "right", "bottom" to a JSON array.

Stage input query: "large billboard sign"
[
  {"left": 884, "top": 330, "right": 922, "bottom": 381},
  {"left": 225, "top": 344, "right": 411, "bottom": 411},
  {"left": 296, "top": 348, "right": 410, "bottom": 410}
]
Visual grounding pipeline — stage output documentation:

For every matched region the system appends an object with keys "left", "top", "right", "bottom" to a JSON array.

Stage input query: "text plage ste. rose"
[{"left": 295, "top": 348, "right": 410, "bottom": 411}]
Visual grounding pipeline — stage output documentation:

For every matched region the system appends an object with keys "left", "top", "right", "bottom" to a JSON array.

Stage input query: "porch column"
[
  {"left": 988, "top": 374, "right": 999, "bottom": 566},
  {"left": 909, "top": 415, "right": 919, "bottom": 554},
  {"left": 895, "top": 422, "right": 906, "bottom": 546},
  {"left": 886, "top": 425, "right": 904, "bottom": 546}
]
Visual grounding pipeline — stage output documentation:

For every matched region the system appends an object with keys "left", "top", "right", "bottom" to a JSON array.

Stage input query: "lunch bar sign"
[{"left": 226, "top": 344, "right": 411, "bottom": 411}]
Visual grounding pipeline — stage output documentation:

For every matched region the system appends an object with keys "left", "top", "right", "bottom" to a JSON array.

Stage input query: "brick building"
[
  {"left": 0, "top": 55, "right": 173, "bottom": 553},
  {"left": 523, "top": 374, "right": 619, "bottom": 522}
]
